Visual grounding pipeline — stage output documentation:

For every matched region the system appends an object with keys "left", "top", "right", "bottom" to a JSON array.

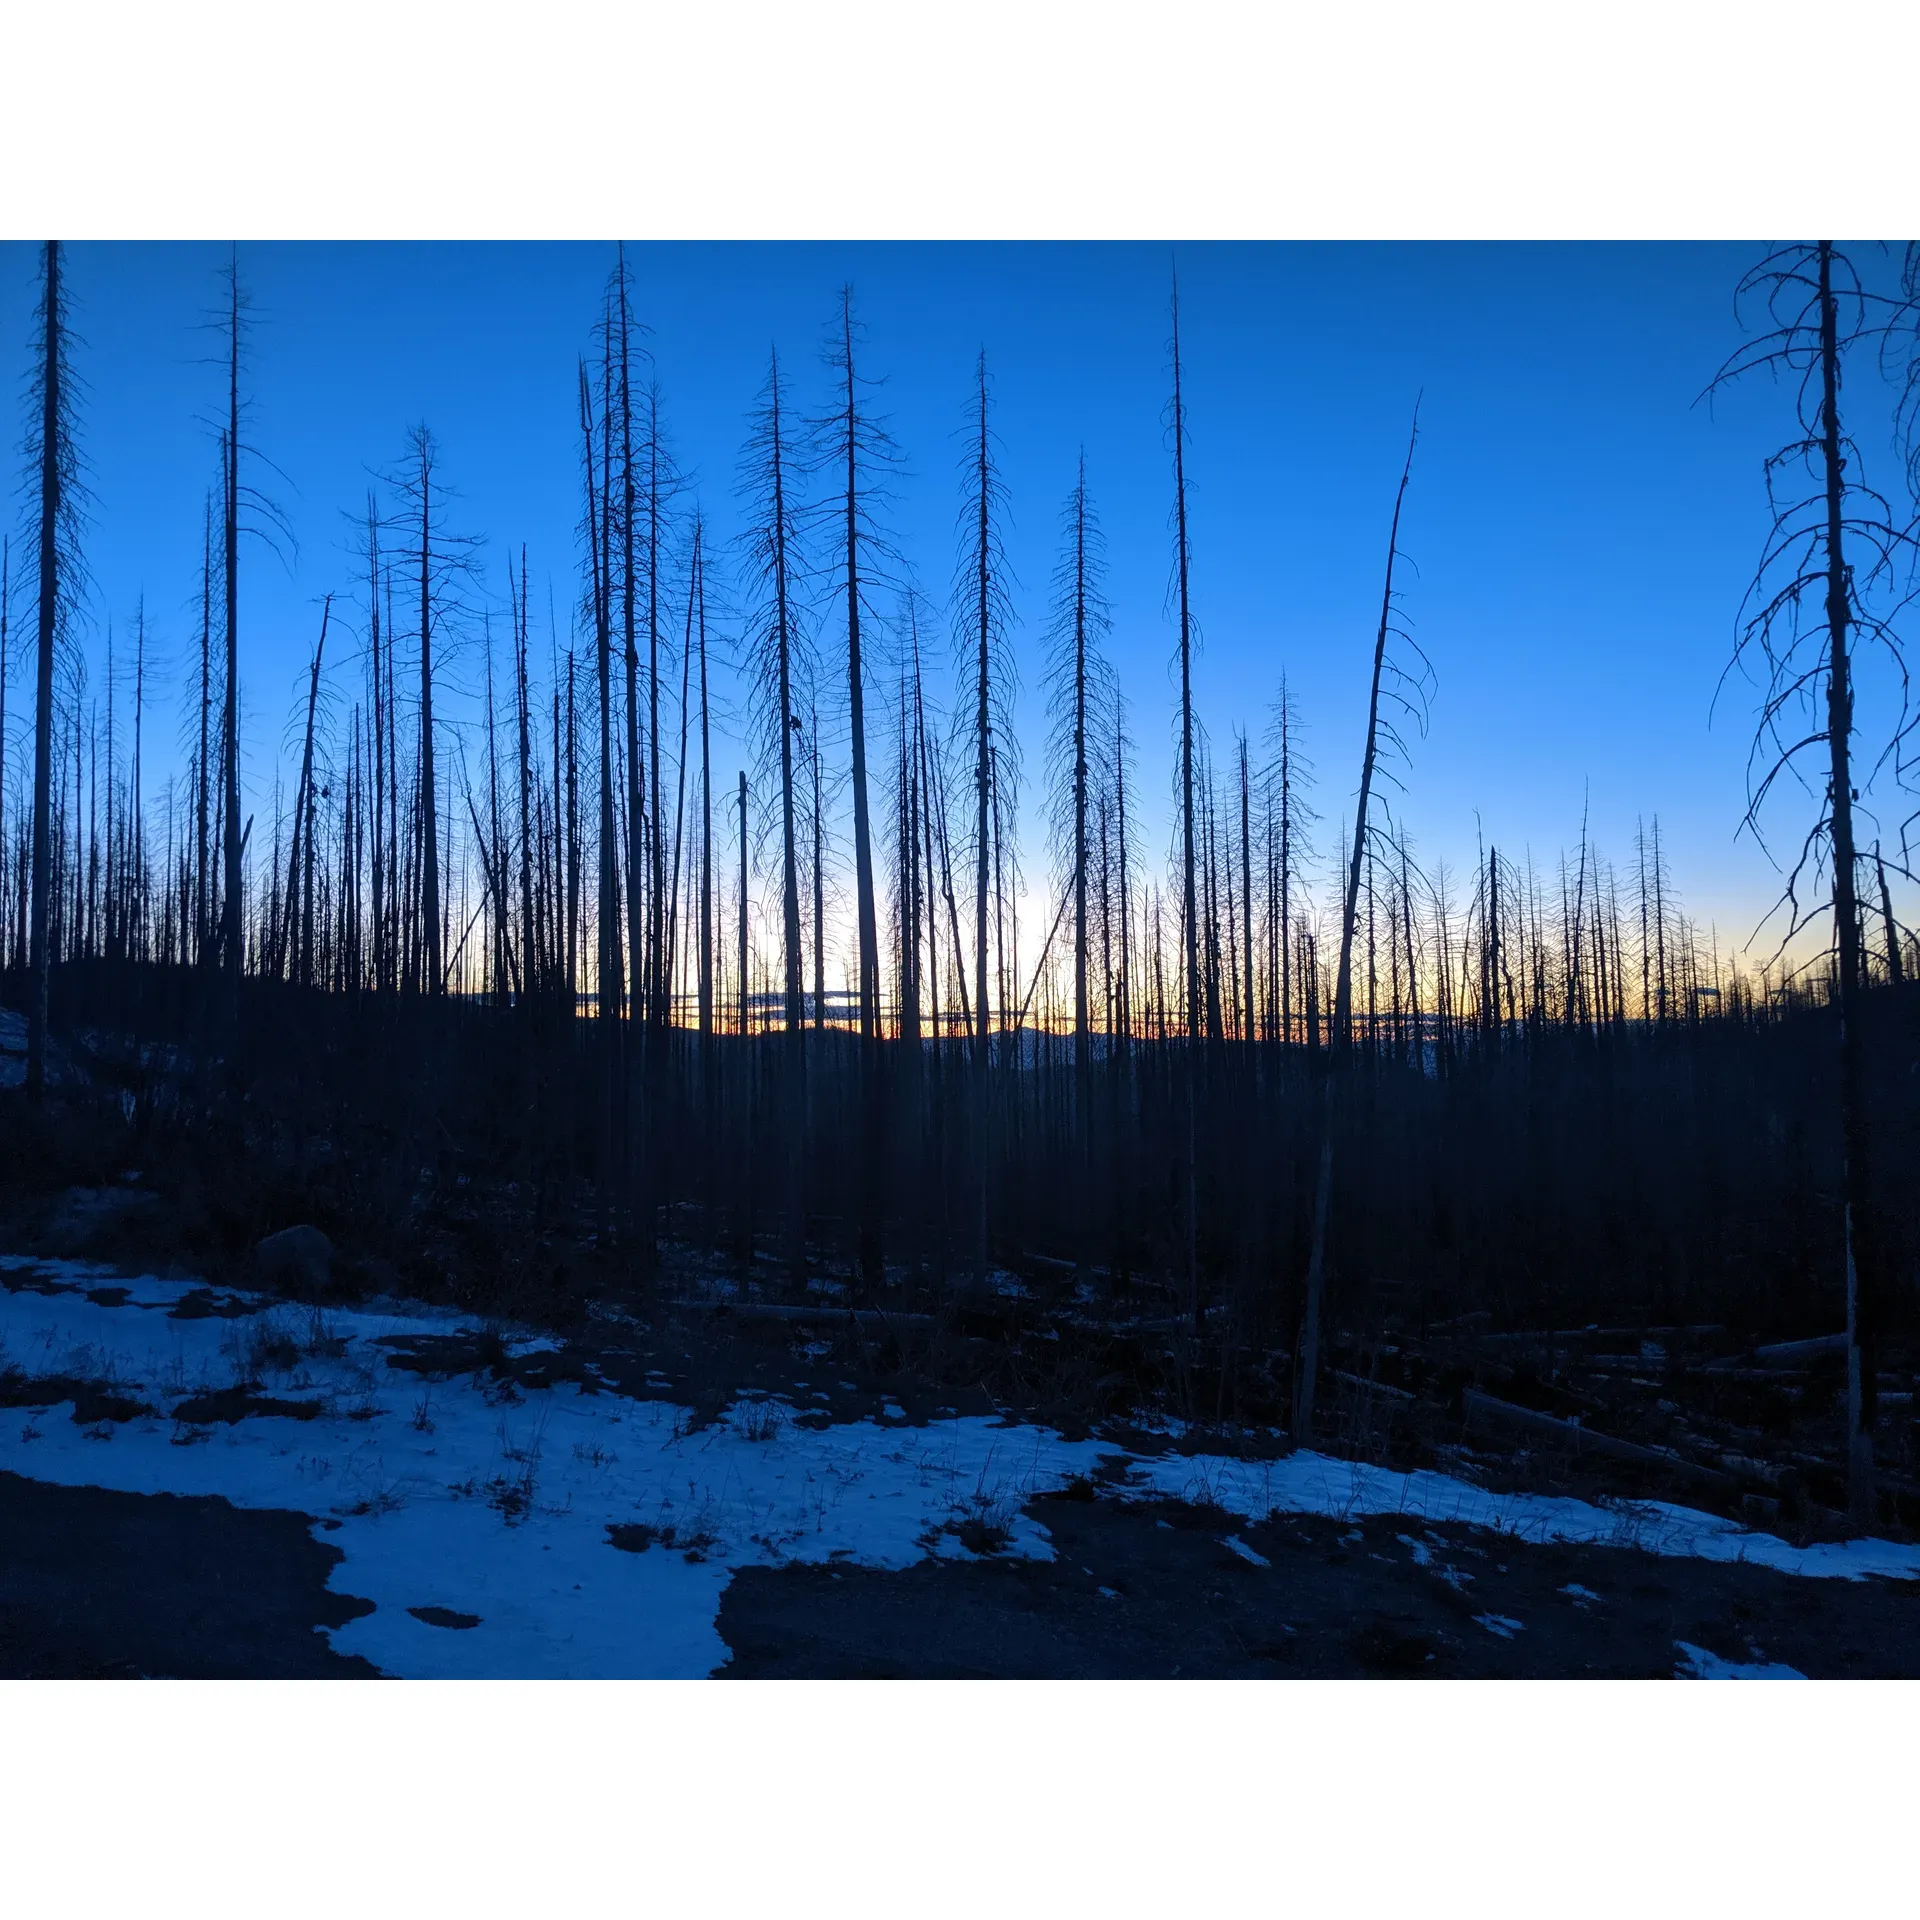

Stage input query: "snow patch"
[
  {"left": 1118, "top": 1442, "right": 1920, "bottom": 1584},
  {"left": 5, "top": 1257, "right": 1919, "bottom": 1677},
  {"left": 1674, "top": 1641, "right": 1806, "bottom": 1680}
]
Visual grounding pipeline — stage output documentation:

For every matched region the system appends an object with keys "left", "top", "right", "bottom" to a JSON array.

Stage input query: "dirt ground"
[
  {"left": 0, "top": 1470, "right": 377, "bottom": 1679},
  {"left": 5, "top": 1460, "right": 1916, "bottom": 1677},
  {"left": 5, "top": 1229, "right": 1917, "bottom": 1679},
  {"left": 715, "top": 1493, "right": 1920, "bottom": 1679}
]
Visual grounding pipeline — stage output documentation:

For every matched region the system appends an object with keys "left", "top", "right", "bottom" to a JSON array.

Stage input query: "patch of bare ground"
[
  {"left": 0, "top": 1469, "right": 378, "bottom": 1679},
  {"left": 716, "top": 1493, "right": 1920, "bottom": 1679}
]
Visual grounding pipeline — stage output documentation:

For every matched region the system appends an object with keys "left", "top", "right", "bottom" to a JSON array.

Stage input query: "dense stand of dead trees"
[{"left": 4, "top": 243, "right": 1919, "bottom": 1480}]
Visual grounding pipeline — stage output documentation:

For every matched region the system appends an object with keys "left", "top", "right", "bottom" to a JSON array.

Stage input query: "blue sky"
[{"left": 3, "top": 240, "right": 1913, "bottom": 956}]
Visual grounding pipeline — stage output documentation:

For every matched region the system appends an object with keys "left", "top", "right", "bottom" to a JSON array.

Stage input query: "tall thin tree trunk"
[
  {"left": 287, "top": 597, "right": 330, "bottom": 991},
  {"left": 415, "top": 436, "right": 441, "bottom": 994},
  {"left": 1070, "top": 457, "right": 1093, "bottom": 1269},
  {"left": 515, "top": 548, "right": 535, "bottom": 1003},
  {"left": 616, "top": 266, "right": 651, "bottom": 1261},
  {"left": 837, "top": 292, "right": 887, "bottom": 1295},
  {"left": 738, "top": 771, "right": 750, "bottom": 1040},
  {"left": 131, "top": 599, "right": 146, "bottom": 965},
  {"left": 27, "top": 243, "right": 64, "bottom": 1103},
  {"left": 1876, "top": 848, "right": 1903, "bottom": 987},
  {"left": 696, "top": 524, "right": 714, "bottom": 1046},
  {"left": 810, "top": 707, "right": 824, "bottom": 1031},
  {"left": 221, "top": 260, "right": 244, "bottom": 1036},
  {"left": 1815, "top": 241, "right": 1875, "bottom": 1520},
  {"left": 1170, "top": 272, "right": 1202, "bottom": 1332},
  {"left": 1295, "top": 406, "right": 1419, "bottom": 1445},
  {"left": 1240, "top": 735, "right": 1254, "bottom": 1061},
  {"left": 583, "top": 361, "right": 621, "bottom": 1248},
  {"left": 763, "top": 353, "right": 808, "bottom": 1280},
  {"left": 970, "top": 355, "right": 995, "bottom": 1289},
  {"left": 0, "top": 539, "right": 10, "bottom": 975}
]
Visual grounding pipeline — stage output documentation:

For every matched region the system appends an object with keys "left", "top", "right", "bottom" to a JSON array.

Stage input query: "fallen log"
[
  {"left": 1133, "top": 1310, "right": 1226, "bottom": 1334},
  {"left": 1433, "top": 1324, "right": 1725, "bottom": 1348},
  {"left": 1461, "top": 1388, "right": 1737, "bottom": 1491},
  {"left": 662, "top": 1300, "right": 936, "bottom": 1334},
  {"left": 1708, "top": 1450, "right": 1796, "bottom": 1493},
  {"left": 1330, "top": 1370, "right": 1415, "bottom": 1402},
  {"left": 1751, "top": 1332, "right": 1847, "bottom": 1365},
  {"left": 1699, "top": 1332, "right": 1846, "bottom": 1374}
]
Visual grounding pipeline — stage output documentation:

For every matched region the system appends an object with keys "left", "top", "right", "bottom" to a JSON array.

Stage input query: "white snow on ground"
[
  {"left": 1120, "top": 1442, "right": 1920, "bottom": 1583},
  {"left": 0, "top": 1258, "right": 1096, "bottom": 1677},
  {"left": 3, "top": 1254, "right": 1919, "bottom": 1677},
  {"left": 1673, "top": 1641, "right": 1807, "bottom": 1679},
  {"left": 1474, "top": 1614, "right": 1526, "bottom": 1639}
]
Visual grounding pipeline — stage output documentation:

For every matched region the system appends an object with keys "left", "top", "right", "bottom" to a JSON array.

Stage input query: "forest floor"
[{"left": 4, "top": 1221, "right": 1920, "bottom": 1678}]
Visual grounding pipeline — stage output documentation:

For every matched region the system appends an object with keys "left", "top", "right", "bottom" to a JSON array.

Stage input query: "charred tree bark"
[
  {"left": 1295, "top": 406, "right": 1418, "bottom": 1445},
  {"left": 27, "top": 242, "right": 64, "bottom": 1102},
  {"left": 583, "top": 361, "right": 622, "bottom": 1249},
  {"left": 1814, "top": 242, "right": 1875, "bottom": 1518},
  {"left": 220, "top": 258, "right": 244, "bottom": 1039},
  {"left": 286, "top": 597, "right": 330, "bottom": 991},
  {"left": 828, "top": 289, "right": 888, "bottom": 1295},
  {"left": 969, "top": 355, "right": 996, "bottom": 1289}
]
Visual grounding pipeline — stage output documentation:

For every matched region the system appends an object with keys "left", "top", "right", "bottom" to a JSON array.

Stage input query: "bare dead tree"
[
  {"left": 382, "top": 424, "right": 478, "bottom": 995},
  {"left": 1295, "top": 404, "right": 1421, "bottom": 1445},
  {"left": 692, "top": 515, "right": 714, "bottom": 1045},
  {"left": 1043, "top": 451, "right": 1114, "bottom": 1262},
  {"left": 808, "top": 285, "right": 902, "bottom": 1293},
  {"left": 738, "top": 346, "right": 811, "bottom": 1274},
  {"left": 129, "top": 595, "right": 148, "bottom": 965},
  {"left": 283, "top": 595, "right": 331, "bottom": 988},
  {"left": 1707, "top": 240, "right": 1918, "bottom": 1519},
  {"left": 219, "top": 263, "right": 243, "bottom": 1029},
  {"left": 24, "top": 241, "right": 87, "bottom": 1101},
  {"left": 511, "top": 545, "right": 535, "bottom": 1002},
  {"left": 1264, "top": 675, "right": 1317, "bottom": 1048},
  {"left": 954, "top": 351, "right": 1017, "bottom": 1286},
  {"left": 580, "top": 356, "right": 622, "bottom": 1243},
  {"left": 1166, "top": 266, "right": 1204, "bottom": 1330}
]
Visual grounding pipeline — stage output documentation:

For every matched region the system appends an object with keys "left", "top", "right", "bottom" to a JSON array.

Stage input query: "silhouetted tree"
[
  {"left": 809, "top": 286, "right": 901, "bottom": 1292},
  {"left": 25, "top": 241, "right": 86, "bottom": 1101},
  {"left": 1296, "top": 406, "right": 1421, "bottom": 1443},
  {"left": 738, "top": 346, "right": 810, "bottom": 1273},
  {"left": 1043, "top": 452, "right": 1113, "bottom": 1260},
  {"left": 955, "top": 351, "right": 1017, "bottom": 1285},
  {"left": 1709, "top": 240, "right": 1918, "bottom": 1518}
]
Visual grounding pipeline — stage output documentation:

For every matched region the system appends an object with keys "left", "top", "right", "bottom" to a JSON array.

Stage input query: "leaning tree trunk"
[
  {"left": 287, "top": 597, "right": 330, "bottom": 990},
  {"left": 1295, "top": 408, "right": 1418, "bottom": 1446}
]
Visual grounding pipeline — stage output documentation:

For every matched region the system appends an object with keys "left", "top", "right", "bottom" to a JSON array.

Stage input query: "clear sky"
[{"left": 3, "top": 240, "right": 1913, "bottom": 961}]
